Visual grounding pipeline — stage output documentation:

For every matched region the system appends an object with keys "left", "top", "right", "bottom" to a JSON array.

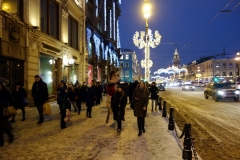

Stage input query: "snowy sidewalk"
[{"left": 0, "top": 96, "right": 182, "bottom": 160}]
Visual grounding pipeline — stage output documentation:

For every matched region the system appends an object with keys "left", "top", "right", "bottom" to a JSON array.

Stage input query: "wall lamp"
[{"left": 64, "top": 58, "right": 74, "bottom": 68}]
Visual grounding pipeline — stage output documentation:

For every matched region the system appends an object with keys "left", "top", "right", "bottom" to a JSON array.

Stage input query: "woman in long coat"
[
  {"left": 132, "top": 80, "right": 149, "bottom": 136},
  {"left": 84, "top": 84, "right": 96, "bottom": 118},
  {"left": 111, "top": 84, "right": 127, "bottom": 135}
]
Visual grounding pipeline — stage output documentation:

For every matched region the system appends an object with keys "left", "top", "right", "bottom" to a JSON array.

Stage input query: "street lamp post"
[{"left": 133, "top": 0, "right": 162, "bottom": 82}]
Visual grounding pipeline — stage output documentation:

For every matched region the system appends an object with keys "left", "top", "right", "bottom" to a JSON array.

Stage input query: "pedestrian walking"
[
  {"left": 11, "top": 82, "right": 27, "bottom": 122},
  {"left": 74, "top": 83, "right": 84, "bottom": 115},
  {"left": 84, "top": 84, "right": 96, "bottom": 118},
  {"left": 57, "top": 80, "right": 67, "bottom": 114},
  {"left": 0, "top": 78, "right": 14, "bottom": 146},
  {"left": 58, "top": 86, "right": 70, "bottom": 129},
  {"left": 132, "top": 80, "right": 149, "bottom": 136},
  {"left": 31, "top": 75, "right": 48, "bottom": 125},
  {"left": 95, "top": 82, "right": 103, "bottom": 105},
  {"left": 111, "top": 84, "right": 127, "bottom": 136},
  {"left": 106, "top": 71, "right": 120, "bottom": 123},
  {"left": 149, "top": 82, "right": 159, "bottom": 111},
  {"left": 67, "top": 84, "right": 77, "bottom": 112}
]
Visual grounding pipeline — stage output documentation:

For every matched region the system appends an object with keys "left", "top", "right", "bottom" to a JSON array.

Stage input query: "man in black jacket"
[
  {"left": 149, "top": 82, "right": 159, "bottom": 111},
  {"left": 31, "top": 75, "right": 48, "bottom": 124}
]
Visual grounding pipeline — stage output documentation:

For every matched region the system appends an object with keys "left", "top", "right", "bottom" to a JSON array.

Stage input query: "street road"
[{"left": 159, "top": 86, "right": 240, "bottom": 160}]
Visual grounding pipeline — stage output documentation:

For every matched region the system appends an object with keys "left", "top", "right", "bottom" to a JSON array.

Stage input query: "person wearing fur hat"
[
  {"left": 0, "top": 78, "right": 14, "bottom": 146},
  {"left": 84, "top": 84, "right": 96, "bottom": 118},
  {"left": 111, "top": 84, "right": 127, "bottom": 136},
  {"left": 106, "top": 71, "right": 120, "bottom": 123}
]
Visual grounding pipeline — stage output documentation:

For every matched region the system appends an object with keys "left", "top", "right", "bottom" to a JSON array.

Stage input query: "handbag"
[
  {"left": 3, "top": 105, "right": 17, "bottom": 117},
  {"left": 43, "top": 102, "right": 52, "bottom": 115},
  {"left": 64, "top": 109, "right": 71, "bottom": 122}
]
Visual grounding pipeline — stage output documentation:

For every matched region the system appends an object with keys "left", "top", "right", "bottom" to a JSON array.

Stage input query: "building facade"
[
  {"left": 120, "top": 48, "right": 141, "bottom": 82},
  {"left": 0, "top": 0, "right": 86, "bottom": 99},
  {"left": 85, "top": 0, "right": 121, "bottom": 83},
  {"left": 186, "top": 58, "right": 239, "bottom": 83}
]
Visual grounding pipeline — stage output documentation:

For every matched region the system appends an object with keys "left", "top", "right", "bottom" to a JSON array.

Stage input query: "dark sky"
[{"left": 119, "top": 0, "right": 240, "bottom": 73}]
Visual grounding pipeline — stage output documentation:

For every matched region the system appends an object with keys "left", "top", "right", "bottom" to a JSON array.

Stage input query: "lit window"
[
  {"left": 120, "top": 55, "right": 123, "bottom": 59},
  {"left": 126, "top": 55, "right": 129, "bottom": 60}
]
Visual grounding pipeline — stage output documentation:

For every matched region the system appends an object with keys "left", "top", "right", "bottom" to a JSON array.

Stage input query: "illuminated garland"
[
  {"left": 86, "top": 28, "right": 92, "bottom": 56},
  {"left": 96, "top": 0, "right": 98, "bottom": 17},
  {"left": 101, "top": 42, "right": 105, "bottom": 60},
  {"left": 117, "top": 20, "right": 121, "bottom": 48},
  {"left": 113, "top": 2, "right": 116, "bottom": 40},
  {"left": 104, "top": 0, "right": 106, "bottom": 31},
  {"left": 105, "top": 46, "right": 109, "bottom": 60},
  {"left": 110, "top": 10, "right": 112, "bottom": 38},
  {"left": 93, "top": 34, "right": 101, "bottom": 60}
]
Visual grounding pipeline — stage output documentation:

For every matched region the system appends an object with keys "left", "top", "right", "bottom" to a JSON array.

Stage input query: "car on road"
[
  {"left": 157, "top": 83, "right": 166, "bottom": 91},
  {"left": 182, "top": 83, "right": 195, "bottom": 91},
  {"left": 204, "top": 82, "right": 240, "bottom": 102}
]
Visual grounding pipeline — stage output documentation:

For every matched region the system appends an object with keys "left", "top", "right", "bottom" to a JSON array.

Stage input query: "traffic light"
[{"left": 213, "top": 76, "right": 219, "bottom": 83}]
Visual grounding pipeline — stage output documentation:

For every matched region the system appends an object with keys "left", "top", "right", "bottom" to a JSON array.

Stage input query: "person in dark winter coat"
[
  {"left": 0, "top": 78, "right": 14, "bottom": 146},
  {"left": 31, "top": 75, "right": 48, "bottom": 125},
  {"left": 84, "top": 84, "right": 96, "bottom": 118},
  {"left": 149, "top": 82, "right": 159, "bottom": 111},
  {"left": 67, "top": 84, "right": 77, "bottom": 112},
  {"left": 58, "top": 86, "right": 70, "bottom": 129},
  {"left": 74, "top": 83, "right": 84, "bottom": 115},
  {"left": 11, "top": 82, "right": 27, "bottom": 122},
  {"left": 95, "top": 82, "right": 103, "bottom": 105},
  {"left": 129, "top": 81, "right": 139, "bottom": 106},
  {"left": 132, "top": 80, "right": 149, "bottom": 136},
  {"left": 111, "top": 84, "right": 127, "bottom": 135}
]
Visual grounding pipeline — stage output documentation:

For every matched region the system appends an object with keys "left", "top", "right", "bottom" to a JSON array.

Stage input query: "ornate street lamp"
[{"left": 133, "top": 0, "right": 162, "bottom": 82}]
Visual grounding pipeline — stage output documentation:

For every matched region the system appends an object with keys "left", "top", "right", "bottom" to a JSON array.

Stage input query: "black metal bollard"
[
  {"left": 168, "top": 107, "right": 175, "bottom": 130},
  {"left": 162, "top": 101, "right": 166, "bottom": 117},
  {"left": 182, "top": 123, "right": 192, "bottom": 160},
  {"left": 158, "top": 97, "right": 162, "bottom": 110}
]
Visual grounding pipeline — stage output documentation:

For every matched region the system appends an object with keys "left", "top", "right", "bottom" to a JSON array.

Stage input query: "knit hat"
[{"left": 87, "top": 84, "right": 91, "bottom": 88}]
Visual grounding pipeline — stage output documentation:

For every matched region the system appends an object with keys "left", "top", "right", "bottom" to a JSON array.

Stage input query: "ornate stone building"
[{"left": 0, "top": 0, "right": 86, "bottom": 99}]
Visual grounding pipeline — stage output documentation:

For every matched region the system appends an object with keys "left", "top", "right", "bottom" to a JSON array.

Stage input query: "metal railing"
[{"left": 158, "top": 97, "right": 199, "bottom": 160}]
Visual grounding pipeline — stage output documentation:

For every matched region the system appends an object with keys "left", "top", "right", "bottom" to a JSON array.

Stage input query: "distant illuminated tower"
[{"left": 173, "top": 47, "right": 180, "bottom": 68}]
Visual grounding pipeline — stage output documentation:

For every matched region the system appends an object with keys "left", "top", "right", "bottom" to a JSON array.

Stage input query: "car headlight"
[
  {"left": 186, "top": 86, "right": 189, "bottom": 89},
  {"left": 192, "top": 86, "right": 195, "bottom": 88},
  {"left": 217, "top": 91, "right": 224, "bottom": 95},
  {"left": 235, "top": 91, "right": 240, "bottom": 94}
]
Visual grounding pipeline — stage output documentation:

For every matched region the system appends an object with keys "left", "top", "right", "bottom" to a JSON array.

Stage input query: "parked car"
[
  {"left": 157, "top": 83, "right": 165, "bottom": 91},
  {"left": 204, "top": 82, "right": 240, "bottom": 102},
  {"left": 182, "top": 83, "right": 195, "bottom": 91}
]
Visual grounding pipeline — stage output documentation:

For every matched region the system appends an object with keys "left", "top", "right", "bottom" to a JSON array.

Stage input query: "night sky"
[{"left": 119, "top": 0, "right": 240, "bottom": 73}]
